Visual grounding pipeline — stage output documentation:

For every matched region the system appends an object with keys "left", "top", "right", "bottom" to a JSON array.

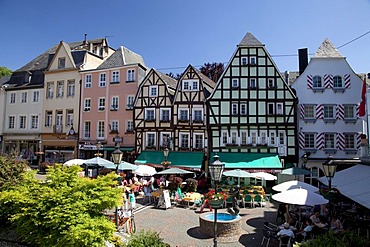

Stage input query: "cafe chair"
[
  {"left": 243, "top": 194, "right": 253, "bottom": 208},
  {"left": 278, "top": 235, "right": 293, "bottom": 247},
  {"left": 253, "top": 194, "right": 263, "bottom": 207},
  {"left": 224, "top": 195, "right": 233, "bottom": 208},
  {"left": 261, "top": 227, "right": 278, "bottom": 247}
]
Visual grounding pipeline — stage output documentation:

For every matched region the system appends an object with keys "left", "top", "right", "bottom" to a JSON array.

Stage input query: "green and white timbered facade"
[{"left": 207, "top": 33, "right": 298, "bottom": 166}]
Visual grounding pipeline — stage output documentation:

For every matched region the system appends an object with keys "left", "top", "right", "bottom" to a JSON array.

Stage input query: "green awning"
[
  {"left": 103, "top": 146, "right": 134, "bottom": 152},
  {"left": 134, "top": 151, "right": 204, "bottom": 170},
  {"left": 210, "top": 152, "right": 282, "bottom": 169}
]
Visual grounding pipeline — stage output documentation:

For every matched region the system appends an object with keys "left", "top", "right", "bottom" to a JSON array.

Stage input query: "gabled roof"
[
  {"left": 313, "top": 38, "right": 343, "bottom": 58},
  {"left": 97, "top": 46, "right": 146, "bottom": 69},
  {"left": 0, "top": 74, "right": 11, "bottom": 86},
  {"left": 46, "top": 41, "right": 77, "bottom": 71},
  {"left": 193, "top": 67, "right": 216, "bottom": 96},
  {"left": 238, "top": 32, "right": 263, "bottom": 47},
  {"left": 156, "top": 70, "right": 177, "bottom": 92}
]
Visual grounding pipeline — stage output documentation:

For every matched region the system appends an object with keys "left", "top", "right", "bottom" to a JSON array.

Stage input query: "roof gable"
[
  {"left": 47, "top": 41, "right": 76, "bottom": 71},
  {"left": 238, "top": 32, "right": 263, "bottom": 47},
  {"left": 313, "top": 38, "right": 343, "bottom": 58},
  {"left": 97, "top": 46, "right": 146, "bottom": 70}
]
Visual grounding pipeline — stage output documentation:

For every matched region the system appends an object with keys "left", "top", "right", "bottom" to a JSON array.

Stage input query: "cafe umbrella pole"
[
  {"left": 111, "top": 145, "right": 123, "bottom": 229},
  {"left": 209, "top": 154, "right": 225, "bottom": 247}
]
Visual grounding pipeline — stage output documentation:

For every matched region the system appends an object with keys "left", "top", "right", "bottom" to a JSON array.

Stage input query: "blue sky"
[{"left": 1, "top": 0, "right": 369, "bottom": 75}]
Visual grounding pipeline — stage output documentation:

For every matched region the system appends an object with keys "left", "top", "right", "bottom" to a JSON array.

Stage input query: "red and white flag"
[{"left": 359, "top": 77, "right": 367, "bottom": 117}]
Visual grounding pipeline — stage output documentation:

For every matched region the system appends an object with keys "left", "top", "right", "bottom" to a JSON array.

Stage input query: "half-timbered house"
[{"left": 207, "top": 33, "right": 298, "bottom": 172}]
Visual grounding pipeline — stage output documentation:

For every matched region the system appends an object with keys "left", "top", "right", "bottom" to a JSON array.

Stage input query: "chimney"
[
  {"left": 298, "top": 48, "right": 308, "bottom": 75},
  {"left": 83, "top": 33, "right": 87, "bottom": 45}
]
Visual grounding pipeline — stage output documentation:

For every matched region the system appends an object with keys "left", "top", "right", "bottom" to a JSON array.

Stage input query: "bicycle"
[{"left": 117, "top": 208, "right": 136, "bottom": 234}]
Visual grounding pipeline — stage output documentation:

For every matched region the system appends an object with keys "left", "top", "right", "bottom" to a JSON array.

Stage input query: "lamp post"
[
  {"left": 95, "top": 141, "right": 103, "bottom": 157},
  {"left": 322, "top": 156, "right": 337, "bottom": 225},
  {"left": 301, "top": 153, "right": 308, "bottom": 169},
  {"left": 111, "top": 145, "right": 123, "bottom": 229},
  {"left": 162, "top": 147, "right": 170, "bottom": 168},
  {"left": 208, "top": 154, "right": 225, "bottom": 247}
]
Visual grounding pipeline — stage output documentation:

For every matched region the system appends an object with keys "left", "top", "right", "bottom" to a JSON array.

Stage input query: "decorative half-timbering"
[{"left": 207, "top": 33, "right": 298, "bottom": 168}]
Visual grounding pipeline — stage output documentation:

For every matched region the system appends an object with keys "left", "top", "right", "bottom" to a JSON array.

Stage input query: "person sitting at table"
[
  {"left": 276, "top": 222, "right": 295, "bottom": 239},
  {"left": 309, "top": 211, "right": 321, "bottom": 224},
  {"left": 295, "top": 219, "right": 314, "bottom": 242},
  {"left": 330, "top": 215, "right": 343, "bottom": 234}
]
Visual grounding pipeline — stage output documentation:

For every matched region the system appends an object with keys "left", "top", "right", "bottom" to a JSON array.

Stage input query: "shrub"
[
  {"left": 300, "top": 230, "right": 370, "bottom": 247},
  {"left": 124, "top": 230, "right": 169, "bottom": 247},
  {"left": 185, "top": 178, "right": 198, "bottom": 192}
]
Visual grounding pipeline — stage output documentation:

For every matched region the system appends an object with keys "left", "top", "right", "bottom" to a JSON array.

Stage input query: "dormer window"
[
  {"left": 149, "top": 85, "right": 158, "bottom": 97},
  {"left": 182, "top": 80, "right": 198, "bottom": 91},
  {"left": 58, "top": 57, "right": 65, "bottom": 69},
  {"left": 313, "top": 75, "right": 322, "bottom": 88}
]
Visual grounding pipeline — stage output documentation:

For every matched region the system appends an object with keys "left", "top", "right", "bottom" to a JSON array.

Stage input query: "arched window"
[
  {"left": 333, "top": 75, "right": 343, "bottom": 88},
  {"left": 313, "top": 76, "right": 322, "bottom": 88}
]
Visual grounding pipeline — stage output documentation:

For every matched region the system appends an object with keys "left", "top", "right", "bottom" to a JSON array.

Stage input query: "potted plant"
[{"left": 203, "top": 189, "right": 228, "bottom": 208}]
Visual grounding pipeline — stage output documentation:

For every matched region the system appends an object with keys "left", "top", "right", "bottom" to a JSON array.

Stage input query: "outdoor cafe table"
[{"left": 182, "top": 192, "right": 202, "bottom": 208}]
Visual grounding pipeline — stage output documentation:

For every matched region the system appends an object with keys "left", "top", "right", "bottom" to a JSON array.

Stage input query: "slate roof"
[
  {"left": 313, "top": 38, "right": 343, "bottom": 58},
  {"left": 156, "top": 70, "right": 177, "bottom": 92},
  {"left": 0, "top": 74, "right": 11, "bottom": 86},
  {"left": 239, "top": 32, "right": 263, "bottom": 46},
  {"left": 97, "top": 46, "right": 145, "bottom": 70},
  {"left": 193, "top": 67, "right": 216, "bottom": 96}
]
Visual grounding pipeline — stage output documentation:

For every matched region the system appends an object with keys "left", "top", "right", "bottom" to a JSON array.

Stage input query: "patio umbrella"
[
  {"left": 281, "top": 167, "right": 311, "bottom": 176},
  {"left": 272, "top": 187, "right": 329, "bottom": 206},
  {"left": 118, "top": 161, "right": 138, "bottom": 171},
  {"left": 156, "top": 167, "right": 194, "bottom": 175},
  {"left": 272, "top": 180, "right": 319, "bottom": 192},
  {"left": 63, "top": 159, "right": 86, "bottom": 166},
  {"left": 251, "top": 172, "right": 277, "bottom": 181},
  {"left": 134, "top": 165, "right": 157, "bottom": 176},
  {"left": 223, "top": 169, "right": 255, "bottom": 185},
  {"left": 84, "top": 157, "right": 114, "bottom": 167}
]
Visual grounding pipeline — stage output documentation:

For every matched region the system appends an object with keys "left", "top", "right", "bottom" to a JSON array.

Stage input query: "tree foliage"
[
  {"left": 166, "top": 72, "right": 182, "bottom": 80},
  {"left": 0, "top": 66, "right": 12, "bottom": 78},
  {"left": 299, "top": 230, "right": 370, "bottom": 247},
  {"left": 124, "top": 230, "right": 169, "bottom": 247},
  {"left": 199, "top": 62, "right": 225, "bottom": 82},
  {"left": 0, "top": 165, "right": 122, "bottom": 247},
  {"left": 0, "top": 156, "right": 28, "bottom": 191}
]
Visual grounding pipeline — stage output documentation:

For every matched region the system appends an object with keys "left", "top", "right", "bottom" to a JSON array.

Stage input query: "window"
[
  {"left": 47, "top": 82, "right": 54, "bottom": 98},
  {"left": 260, "top": 132, "right": 267, "bottom": 145},
  {"left": 324, "top": 133, "right": 335, "bottom": 149},
  {"left": 304, "top": 133, "right": 315, "bottom": 149},
  {"left": 268, "top": 79, "right": 275, "bottom": 88},
  {"left": 250, "top": 56, "right": 256, "bottom": 65},
  {"left": 249, "top": 78, "right": 256, "bottom": 89},
  {"left": 251, "top": 132, "right": 257, "bottom": 145},
  {"left": 344, "top": 105, "right": 355, "bottom": 119},
  {"left": 305, "top": 105, "right": 315, "bottom": 118},
  {"left": 84, "top": 98, "right": 91, "bottom": 111},
  {"left": 221, "top": 131, "right": 228, "bottom": 146},
  {"left": 19, "top": 116, "right": 26, "bottom": 129},
  {"left": 180, "top": 133, "right": 189, "bottom": 148},
  {"left": 194, "top": 134, "right": 204, "bottom": 149},
  {"left": 97, "top": 121, "right": 105, "bottom": 139},
  {"left": 276, "top": 103, "right": 283, "bottom": 115},
  {"left": 241, "top": 57, "right": 247, "bottom": 65},
  {"left": 192, "top": 81, "right": 199, "bottom": 90},
  {"left": 183, "top": 80, "right": 189, "bottom": 90},
  {"left": 66, "top": 109, "right": 73, "bottom": 126},
  {"left": 179, "top": 109, "right": 189, "bottom": 121},
  {"left": 85, "top": 75, "right": 92, "bottom": 88},
  {"left": 45, "top": 111, "right": 52, "bottom": 127},
  {"left": 344, "top": 134, "right": 355, "bottom": 149},
  {"left": 232, "top": 103, "right": 238, "bottom": 115},
  {"left": 30, "top": 115, "right": 39, "bottom": 129},
  {"left": 58, "top": 57, "right": 65, "bottom": 69},
  {"left": 278, "top": 131, "right": 285, "bottom": 145},
  {"left": 67, "top": 80, "right": 75, "bottom": 97},
  {"left": 32, "top": 91, "right": 39, "bottom": 102},
  {"left": 240, "top": 103, "right": 247, "bottom": 115},
  {"left": 10, "top": 93, "right": 15, "bottom": 104},
  {"left": 127, "top": 69, "right": 135, "bottom": 82},
  {"left": 111, "top": 120, "right": 119, "bottom": 132},
  {"left": 112, "top": 71, "right": 119, "bottom": 83},
  {"left": 57, "top": 81, "right": 64, "bottom": 98},
  {"left": 21, "top": 92, "right": 27, "bottom": 103},
  {"left": 8, "top": 116, "right": 15, "bottom": 129},
  {"left": 56, "top": 110, "right": 63, "bottom": 126},
  {"left": 267, "top": 103, "right": 274, "bottom": 115},
  {"left": 269, "top": 131, "right": 276, "bottom": 146},
  {"left": 232, "top": 79, "right": 239, "bottom": 88},
  {"left": 145, "top": 109, "right": 155, "bottom": 121},
  {"left": 333, "top": 75, "right": 343, "bottom": 88},
  {"left": 83, "top": 122, "right": 91, "bottom": 139},
  {"left": 161, "top": 133, "right": 171, "bottom": 147},
  {"left": 111, "top": 96, "right": 119, "bottom": 110},
  {"left": 324, "top": 105, "right": 335, "bottom": 119},
  {"left": 149, "top": 85, "right": 158, "bottom": 97},
  {"left": 99, "top": 73, "right": 106, "bottom": 87},
  {"left": 127, "top": 120, "right": 134, "bottom": 132},
  {"left": 98, "top": 98, "right": 105, "bottom": 111},
  {"left": 240, "top": 131, "right": 247, "bottom": 145},
  {"left": 182, "top": 80, "right": 198, "bottom": 91},
  {"left": 231, "top": 131, "right": 238, "bottom": 144},
  {"left": 146, "top": 133, "right": 156, "bottom": 147},
  {"left": 313, "top": 75, "right": 322, "bottom": 88},
  {"left": 127, "top": 95, "right": 134, "bottom": 109},
  {"left": 161, "top": 109, "right": 170, "bottom": 121},
  {"left": 193, "top": 109, "right": 203, "bottom": 122}
]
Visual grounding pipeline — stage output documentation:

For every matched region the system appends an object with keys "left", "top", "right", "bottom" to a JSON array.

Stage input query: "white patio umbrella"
[
  {"left": 156, "top": 167, "right": 194, "bottom": 175},
  {"left": 272, "top": 188, "right": 329, "bottom": 206},
  {"left": 63, "top": 159, "right": 86, "bottom": 166},
  {"left": 251, "top": 172, "right": 277, "bottom": 181},
  {"left": 134, "top": 165, "right": 157, "bottom": 176},
  {"left": 272, "top": 180, "right": 319, "bottom": 192},
  {"left": 84, "top": 157, "right": 114, "bottom": 167},
  {"left": 223, "top": 169, "right": 255, "bottom": 185},
  {"left": 118, "top": 161, "right": 138, "bottom": 171}
]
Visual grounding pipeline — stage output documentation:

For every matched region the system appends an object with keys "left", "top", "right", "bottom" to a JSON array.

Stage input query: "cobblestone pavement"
[{"left": 131, "top": 197, "right": 280, "bottom": 247}]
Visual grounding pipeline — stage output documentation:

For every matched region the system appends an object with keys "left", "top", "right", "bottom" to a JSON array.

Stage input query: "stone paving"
[{"left": 130, "top": 197, "right": 280, "bottom": 247}]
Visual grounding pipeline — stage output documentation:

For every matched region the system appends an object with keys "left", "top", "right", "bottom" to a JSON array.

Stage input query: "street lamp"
[
  {"left": 322, "top": 156, "right": 337, "bottom": 225},
  {"left": 161, "top": 148, "right": 171, "bottom": 168},
  {"left": 209, "top": 154, "right": 225, "bottom": 247},
  {"left": 301, "top": 153, "right": 308, "bottom": 169},
  {"left": 111, "top": 145, "right": 123, "bottom": 229},
  {"left": 95, "top": 141, "right": 103, "bottom": 157}
]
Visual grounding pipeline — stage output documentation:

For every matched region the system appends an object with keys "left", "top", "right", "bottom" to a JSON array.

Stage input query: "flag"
[{"left": 359, "top": 77, "right": 367, "bottom": 117}]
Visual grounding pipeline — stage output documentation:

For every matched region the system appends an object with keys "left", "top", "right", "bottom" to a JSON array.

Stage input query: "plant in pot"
[{"left": 203, "top": 189, "right": 228, "bottom": 208}]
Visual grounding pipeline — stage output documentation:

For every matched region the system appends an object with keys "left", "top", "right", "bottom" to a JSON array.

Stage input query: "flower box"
[{"left": 208, "top": 199, "right": 224, "bottom": 209}]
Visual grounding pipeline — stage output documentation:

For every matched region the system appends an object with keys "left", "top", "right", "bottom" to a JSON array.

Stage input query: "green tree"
[
  {"left": 199, "top": 62, "right": 225, "bottom": 82},
  {"left": 0, "top": 66, "right": 12, "bottom": 78},
  {"left": 124, "top": 230, "right": 169, "bottom": 247},
  {"left": 0, "top": 165, "right": 121, "bottom": 247},
  {"left": 0, "top": 156, "right": 28, "bottom": 191}
]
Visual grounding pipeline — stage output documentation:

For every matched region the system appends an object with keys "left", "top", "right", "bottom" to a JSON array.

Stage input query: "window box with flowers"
[{"left": 203, "top": 189, "right": 228, "bottom": 208}]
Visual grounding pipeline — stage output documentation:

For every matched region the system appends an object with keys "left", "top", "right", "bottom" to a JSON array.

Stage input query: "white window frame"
[
  {"left": 179, "top": 108, "right": 189, "bottom": 121},
  {"left": 304, "top": 105, "right": 315, "bottom": 119},
  {"left": 83, "top": 121, "right": 91, "bottom": 139},
  {"left": 99, "top": 73, "right": 106, "bottom": 87},
  {"left": 21, "top": 92, "right": 27, "bottom": 103},
  {"left": 112, "top": 71, "right": 120, "bottom": 83},
  {"left": 193, "top": 133, "right": 204, "bottom": 149},
  {"left": 313, "top": 75, "right": 322, "bottom": 88},
  {"left": 32, "top": 91, "right": 39, "bottom": 102},
  {"left": 8, "top": 115, "right": 15, "bottom": 129},
  {"left": 111, "top": 120, "right": 119, "bottom": 132},
  {"left": 98, "top": 97, "right": 105, "bottom": 111},
  {"left": 57, "top": 81, "right": 64, "bottom": 98},
  {"left": 333, "top": 75, "right": 343, "bottom": 88},
  {"left": 85, "top": 74, "right": 92, "bottom": 88},
  {"left": 58, "top": 57, "right": 66, "bottom": 69},
  {"left": 260, "top": 131, "right": 267, "bottom": 145},
  {"left": 221, "top": 131, "right": 228, "bottom": 146},
  {"left": 179, "top": 132, "right": 190, "bottom": 148},
  {"left": 250, "top": 131, "right": 257, "bottom": 145},
  {"left": 67, "top": 80, "right": 75, "bottom": 97},
  {"left": 232, "top": 79, "right": 239, "bottom": 88},
  {"left": 111, "top": 96, "right": 119, "bottom": 110},
  {"left": 10, "top": 93, "right": 16, "bottom": 104},
  {"left": 344, "top": 105, "right": 355, "bottom": 119},
  {"left": 268, "top": 79, "right": 275, "bottom": 88},
  {"left": 47, "top": 82, "right": 54, "bottom": 98},
  {"left": 30, "top": 115, "right": 39, "bottom": 129},
  {"left": 231, "top": 131, "right": 238, "bottom": 145},
  {"left": 269, "top": 131, "right": 276, "bottom": 146},
  {"left": 240, "top": 103, "right": 247, "bottom": 115},
  {"left": 145, "top": 108, "right": 155, "bottom": 121},
  {"left": 84, "top": 98, "right": 91, "bottom": 111},
  {"left": 324, "top": 133, "right": 335, "bottom": 149},
  {"left": 240, "top": 131, "right": 247, "bottom": 145},
  {"left": 192, "top": 108, "right": 203, "bottom": 122},
  {"left": 97, "top": 121, "right": 105, "bottom": 139},
  {"left": 324, "top": 105, "right": 335, "bottom": 119},
  {"left": 232, "top": 103, "right": 238, "bottom": 115},
  {"left": 161, "top": 108, "right": 171, "bottom": 121},
  {"left": 304, "top": 133, "right": 316, "bottom": 149},
  {"left": 344, "top": 133, "right": 355, "bottom": 149},
  {"left": 127, "top": 69, "right": 135, "bottom": 82},
  {"left": 278, "top": 131, "right": 285, "bottom": 145},
  {"left": 160, "top": 132, "right": 171, "bottom": 147},
  {"left": 127, "top": 120, "right": 134, "bottom": 132},
  {"left": 19, "top": 115, "right": 27, "bottom": 129},
  {"left": 250, "top": 56, "right": 257, "bottom": 65},
  {"left": 276, "top": 103, "right": 283, "bottom": 115},
  {"left": 127, "top": 95, "right": 134, "bottom": 109},
  {"left": 146, "top": 132, "right": 156, "bottom": 147},
  {"left": 149, "top": 85, "right": 158, "bottom": 97},
  {"left": 241, "top": 57, "right": 248, "bottom": 65},
  {"left": 56, "top": 110, "right": 63, "bottom": 126},
  {"left": 66, "top": 109, "right": 73, "bottom": 126},
  {"left": 45, "top": 111, "right": 52, "bottom": 127},
  {"left": 249, "top": 78, "right": 256, "bottom": 89}
]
